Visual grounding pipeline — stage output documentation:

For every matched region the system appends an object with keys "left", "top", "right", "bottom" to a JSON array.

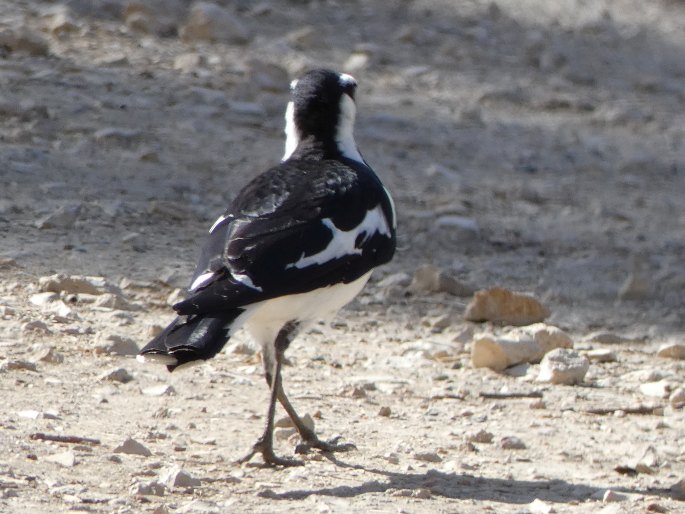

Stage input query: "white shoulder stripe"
[
  {"left": 286, "top": 205, "right": 391, "bottom": 270},
  {"left": 190, "top": 271, "right": 216, "bottom": 291},
  {"left": 209, "top": 215, "right": 227, "bottom": 234}
]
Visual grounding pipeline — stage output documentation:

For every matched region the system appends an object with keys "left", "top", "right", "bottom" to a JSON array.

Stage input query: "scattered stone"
[
  {"left": 465, "top": 429, "right": 494, "bottom": 444},
  {"left": 378, "top": 406, "right": 392, "bottom": 417},
  {"left": 586, "top": 349, "right": 617, "bottom": 363},
  {"left": 0, "top": 359, "right": 38, "bottom": 372},
  {"left": 656, "top": 343, "right": 685, "bottom": 360},
  {"left": 99, "top": 368, "right": 133, "bottom": 384},
  {"left": 618, "top": 272, "right": 651, "bottom": 300},
  {"left": 121, "top": 232, "right": 148, "bottom": 252},
  {"left": 246, "top": 60, "right": 289, "bottom": 92},
  {"left": 173, "top": 53, "right": 206, "bottom": 74},
  {"left": 180, "top": 2, "right": 251, "bottom": 44},
  {"left": 23, "top": 320, "right": 51, "bottom": 334},
  {"left": 226, "top": 341, "right": 255, "bottom": 355},
  {"left": 142, "top": 385, "right": 176, "bottom": 397},
  {"left": 131, "top": 480, "right": 166, "bottom": 496},
  {"left": 286, "top": 26, "right": 326, "bottom": 50},
  {"left": 44, "top": 450, "right": 76, "bottom": 467},
  {"left": 274, "top": 413, "right": 314, "bottom": 432},
  {"left": 0, "top": 29, "right": 50, "bottom": 56},
  {"left": 94, "top": 127, "right": 142, "bottom": 146},
  {"left": 30, "top": 292, "right": 59, "bottom": 307},
  {"left": 602, "top": 489, "right": 627, "bottom": 502},
  {"left": 537, "top": 349, "right": 589, "bottom": 385},
  {"left": 471, "top": 324, "right": 571, "bottom": 371},
  {"left": 669, "top": 479, "right": 685, "bottom": 500},
  {"left": 500, "top": 436, "right": 526, "bottom": 450},
  {"left": 634, "top": 446, "right": 659, "bottom": 474},
  {"left": 465, "top": 287, "right": 550, "bottom": 325},
  {"left": 413, "top": 451, "right": 442, "bottom": 463},
  {"left": 161, "top": 466, "right": 201, "bottom": 490},
  {"left": 114, "top": 437, "right": 152, "bottom": 457},
  {"left": 94, "top": 334, "right": 139, "bottom": 356},
  {"left": 529, "top": 498, "right": 556, "bottom": 514},
  {"left": 669, "top": 387, "right": 685, "bottom": 408},
  {"left": 410, "top": 264, "right": 474, "bottom": 297},
  {"left": 639, "top": 380, "right": 673, "bottom": 399},
  {"left": 94, "top": 293, "right": 140, "bottom": 311},
  {"left": 35, "top": 204, "right": 82, "bottom": 229},
  {"left": 33, "top": 346, "right": 65, "bottom": 364},
  {"left": 344, "top": 52, "right": 370, "bottom": 72},
  {"left": 39, "top": 273, "right": 120, "bottom": 295},
  {"left": 18, "top": 410, "right": 41, "bottom": 419},
  {"left": 47, "top": 12, "right": 79, "bottom": 36},
  {"left": 586, "top": 331, "right": 633, "bottom": 344}
]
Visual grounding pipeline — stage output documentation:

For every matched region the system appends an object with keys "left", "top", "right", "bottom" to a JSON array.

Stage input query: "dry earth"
[{"left": 1, "top": 0, "right": 684, "bottom": 513}]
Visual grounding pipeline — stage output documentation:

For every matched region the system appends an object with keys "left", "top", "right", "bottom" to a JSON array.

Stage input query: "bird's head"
[{"left": 283, "top": 69, "right": 362, "bottom": 163}]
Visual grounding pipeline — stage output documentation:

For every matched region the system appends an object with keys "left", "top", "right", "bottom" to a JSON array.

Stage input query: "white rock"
[
  {"left": 537, "top": 349, "right": 589, "bottom": 385},
  {"left": 173, "top": 53, "right": 206, "bottom": 74},
  {"left": 657, "top": 343, "right": 685, "bottom": 360},
  {"left": 131, "top": 480, "right": 166, "bottom": 496},
  {"left": 94, "top": 293, "right": 140, "bottom": 311},
  {"left": 114, "top": 437, "right": 152, "bottom": 457},
  {"left": 33, "top": 346, "right": 64, "bottom": 364},
  {"left": 44, "top": 450, "right": 75, "bottom": 467},
  {"left": 602, "top": 489, "right": 627, "bottom": 502},
  {"left": 529, "top": 498, "right": 556, "bottom": 514},
  {"left": 161, "top": 466, "right": 201, "bottom": 489},
  {"left": 142, "top": 385, "right": 176, "bottom": 397},
  {"left": 180, "top": 2, "right": 251, "bottom": 44},
  {"left": 30, "top": 292, "right": 59, "bottom": 306},
  {"left": 39, "top": 273, "right": 120, "bottom": 295},
  {"left": 586, "top": 349, "right": 617, "bottom": 363},
  {"left": 639, "top": 380, "right": 673, "bottom": 398}
]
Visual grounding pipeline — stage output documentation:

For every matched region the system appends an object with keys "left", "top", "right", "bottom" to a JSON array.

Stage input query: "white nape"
[
  {"left": 286, "top": 204, "right": 391, "bottom": 270},
  {"left": 335, "top": 94, "right": 364, "bottom": 163},
  {"left": 282, "top": 101, "right": 298, "bottom": 161}
]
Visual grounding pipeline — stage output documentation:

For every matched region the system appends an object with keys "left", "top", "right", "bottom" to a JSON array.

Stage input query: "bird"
[{"left": 137, "top": 69, "right": 396, "bottom": 467}]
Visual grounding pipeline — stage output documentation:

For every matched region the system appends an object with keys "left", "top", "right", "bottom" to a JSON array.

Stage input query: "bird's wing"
[{"left": 174, "top": 159, "right": 395, "bottom": 316}]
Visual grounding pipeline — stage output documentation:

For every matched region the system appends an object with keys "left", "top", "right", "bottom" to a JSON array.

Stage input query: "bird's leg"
[
  {"left": 276, "top": 386, "right": 356, "bottom": 455},
  {"left": 236, "top": 325, "right": 303, "bottom": 467}
]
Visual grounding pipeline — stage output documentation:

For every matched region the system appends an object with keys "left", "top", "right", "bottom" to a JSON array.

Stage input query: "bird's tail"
[{"left": 137, "top": 309, "right": 246, "bottom": 372}]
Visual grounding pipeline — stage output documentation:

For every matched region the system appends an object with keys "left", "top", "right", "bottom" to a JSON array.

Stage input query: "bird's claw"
[
  {"left": 237, "top": 438, "right": 304, "bottom": 467},
  {"left": 295, "top": 435, "right": 357, "bottom": 455}
]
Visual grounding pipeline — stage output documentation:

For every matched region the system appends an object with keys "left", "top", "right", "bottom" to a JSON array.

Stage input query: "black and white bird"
[{"left": 138, "top": 69, "right": 396, "bottom": 466}]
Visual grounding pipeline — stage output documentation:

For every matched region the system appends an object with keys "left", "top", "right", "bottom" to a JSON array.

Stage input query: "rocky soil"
[{"left": 1, "top": 0, "right": 684, "bottom": 513}]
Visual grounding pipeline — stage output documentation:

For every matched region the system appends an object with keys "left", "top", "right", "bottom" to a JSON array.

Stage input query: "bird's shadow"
[{"left": 257, "top": 454, "right": 675, "bottom": 505}]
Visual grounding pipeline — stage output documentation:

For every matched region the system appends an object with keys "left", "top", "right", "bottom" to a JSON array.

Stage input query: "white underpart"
[
  {"left": 209, "top": 214, "right": 227, "bottom": 234},
  {"left": 336, "top": 94, "right": 364, "bottom": 163},
  {"left": 287, "top": 205, "right": 391, "bottom": 270},
  {"left": 245, "top": 271, "right": 372, "bottom": 350},
  {"left": 282, "top": 101, "right": 298, "bottom": 161}
]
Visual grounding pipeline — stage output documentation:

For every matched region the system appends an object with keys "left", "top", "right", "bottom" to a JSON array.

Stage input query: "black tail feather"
[{"left": 139, "top": 309, "right": 244, "bottom": 371}]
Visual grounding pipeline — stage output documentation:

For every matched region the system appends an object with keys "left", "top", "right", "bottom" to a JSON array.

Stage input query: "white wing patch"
[
  {"left": 190, "top": 271, "right": 216, "bottom": 291},
  {"left": 282, "top": 101, "right": 298, "bottom": 161},
  {"left": 287, "top": 205, "right": 391, "bottom": 270},
  {"left": 336, "top": 94, "right": 364, "bottom": 163}
]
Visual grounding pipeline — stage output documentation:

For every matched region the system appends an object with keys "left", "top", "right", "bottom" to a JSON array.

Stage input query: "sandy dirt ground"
[{"left": 1, "top": 0, "right": 684, "bottom": 512}]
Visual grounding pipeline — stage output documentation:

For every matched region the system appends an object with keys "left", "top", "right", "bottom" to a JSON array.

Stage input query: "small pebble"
[{"left": 500, "top": 436, "right": 526, "bottom": 450}]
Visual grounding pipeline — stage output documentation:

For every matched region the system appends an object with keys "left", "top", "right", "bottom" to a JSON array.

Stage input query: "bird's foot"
[
  {"left": 295, "top": 434, "right": 357, "bottom": 455},
  {"left": 236, "top": 437, "right": 303, "bottom": 467}
]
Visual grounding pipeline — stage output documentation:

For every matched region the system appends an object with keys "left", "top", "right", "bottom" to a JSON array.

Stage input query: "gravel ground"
[{"left": 1, "top": 1, "right": 684, "bottom": 513}]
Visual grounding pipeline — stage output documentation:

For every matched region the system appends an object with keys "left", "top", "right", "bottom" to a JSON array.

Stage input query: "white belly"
[{"left": 244, "top": 271, "right": 372, "bottom": 347}]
